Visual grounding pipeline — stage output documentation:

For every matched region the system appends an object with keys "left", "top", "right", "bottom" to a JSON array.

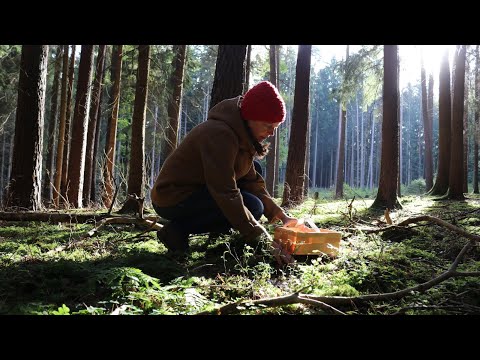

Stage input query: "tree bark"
[
  {"left": 421, "top": 57, "right": 433, "bottom": 191},
  {"left": 120, "top": 45, "right": 151, "bottom": 213},
  {"left": 335, "top": 46, "right": 349, "bottom": 199},
  {"left": 447, "top": 45, "right": 466, "bottom": 200},
  {"left": 474, "top": 45, "right": 479, "bottom": 194},
  {"left": 429, "top": 49, "right": 452, "bottom": 196},
  {"left": 161, "top": 45, "right": 186, "bottom": 162},
  {"left": 266, "top": 45, "right": 278, "bottom": 196},
  {"left": 281, "top": 45, "right": 312, "bottom": 208},
  {"left": 60, "top": 45, "right": 76, "bottom": 201},
  {"left": 463, "top": 48, "right": 470, "bottom": 193},
  {"left": 83, "top": 45, "right": 106, "bottom": 206},
  {"left": 53, "top": 45, "right": 70, "bottom": 207},
  {"left": 209, "top": 45, "right": 247, "bottom": 109},
  {"left": 372, "top": 45, "right": 401, "bottom": 210},
  {"left": 5, "top": 45, "right": 49, "bottom": 211},
  {"left": 103, "top": 45, "right": 123, "bottom": 208},
  {"left": 66, "top": 45, "right": 94, "bottom": 208},
  {"left": 42, "top": 45, "right": 62, "bottom": 204}
]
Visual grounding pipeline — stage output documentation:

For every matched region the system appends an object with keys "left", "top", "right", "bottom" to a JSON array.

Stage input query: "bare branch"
[{"left": 198, "top": 214, "right": 480, "bottom": 314}]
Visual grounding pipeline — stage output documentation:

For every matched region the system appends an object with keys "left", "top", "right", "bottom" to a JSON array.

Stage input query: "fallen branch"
[
  {"left": 198, "top": 214, "right": 480, "bottom": 315},
  {"left": 396, "top": 215, "right": 480, "bottom": 242},
  {"left": 43, "top": 215, "right": 165, "bottom": 256},
  {"left": 0, "top": 211, "right": 109, "bottom": 223},
  {"left": 87, "top": 216, "right": 163, "bottom": 236},
  {"left": 198, "top": 291, "right": 346, "bottom": 315},
  {"left": 0, "top": 211, "right": 166, "bottom": 230},
  {"left": 365, "top": 214, "right": 480, "bottom": 241}
]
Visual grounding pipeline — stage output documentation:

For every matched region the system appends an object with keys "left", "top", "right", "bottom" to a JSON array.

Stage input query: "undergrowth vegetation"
[{"left": 0, "top": 194, "right": 479, "bottom": 315}]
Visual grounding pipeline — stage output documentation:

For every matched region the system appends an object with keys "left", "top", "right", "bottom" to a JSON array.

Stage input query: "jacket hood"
[{"left": 207, "top": 96, "right": 256, "bottom": 154}]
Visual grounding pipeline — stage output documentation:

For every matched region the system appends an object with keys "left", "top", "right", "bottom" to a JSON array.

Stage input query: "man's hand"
[
  {"left": 279, "top": 212, "right": 298, "bottom": 228},
  {"left": 258, "top": 225, "right": 295, "bottom": 266},
  {"left": 245, "top": 224, "right": 295, "bottom": 266}
]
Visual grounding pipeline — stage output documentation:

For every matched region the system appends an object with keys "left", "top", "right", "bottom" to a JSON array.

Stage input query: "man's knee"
[
  {"left": 251, "top": 201, "right": 264, "bottom": 220},
  {"left": 242, "top": 191, "right": 264, "bottom": 220}
]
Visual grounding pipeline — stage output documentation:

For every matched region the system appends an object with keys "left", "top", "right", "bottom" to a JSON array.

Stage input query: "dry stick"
[
  {"left": 0, "top": 211, "right": 109, "bottom": 223},
  {"left": 126, "top": 218, "right": 163, "bottom": 240},
  {"left": 199, "top": 215, "right": 480, "bottom": 314},
  {"left": 107, "top": 179, "right": 119, "bottom": 215},
  {"left": 44, "top": 216, "right": 165, "bottom": 256},
  {"left": 364, "top": 222, "right": 431, "bottom": 234},
  {"left": 75, "top": 217, "right": 163, "bottom": 250},
  {"left": 347, "top": 196, "right": 355, "bottom": 220},
  {"left": 297, "top": 297, "right": 347, "bottom": 315},
  {"left": 364, "top": 214, "right": 480, "bottom": 236},
  {"left": 197, "top": 291, "right": 345, "bottom": 315},
  {"left": 302, "top": 240, "right": 476, "bottom": 306},
  {"left": 87, "top": 216, "right": 163, "bottom": 237},
  {"left": 396, "top": 215, "right": 480, "bottom": 237},
  {"left": 446, "top": 207, "right": 480, "bottom": 222}
]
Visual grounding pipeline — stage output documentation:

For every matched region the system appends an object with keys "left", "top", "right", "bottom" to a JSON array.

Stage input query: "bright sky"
[
  {"left": 254, "top": 45, "right": 457, "bottom": 91},
  {"left": 399, "top": 45, "right": 456, "bottom": 91},
  {"left": 313, "top": 45, "right": 457, "bottom": 90}
]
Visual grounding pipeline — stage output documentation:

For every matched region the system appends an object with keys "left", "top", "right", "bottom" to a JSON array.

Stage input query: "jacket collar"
[{"left": 207, "top": 96, "right": 256, "bottom": 155}]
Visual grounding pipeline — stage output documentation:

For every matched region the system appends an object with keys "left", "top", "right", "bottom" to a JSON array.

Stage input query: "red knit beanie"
[{"left": 240, "top": 81, "right": 286, "bottom": 123}]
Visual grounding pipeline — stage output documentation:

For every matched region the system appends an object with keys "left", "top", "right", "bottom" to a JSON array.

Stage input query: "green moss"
[{"left": 1, "top": 195, "right": 479, "bottom": 315}]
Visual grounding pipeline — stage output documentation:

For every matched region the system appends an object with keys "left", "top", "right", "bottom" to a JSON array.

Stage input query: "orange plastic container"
[{"left": 274, "top": 224, "right": 341, "bottom": 256}]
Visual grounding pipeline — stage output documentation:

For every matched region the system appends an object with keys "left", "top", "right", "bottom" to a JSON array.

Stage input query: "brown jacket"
[{"left": 151, "top": 96, "right": 283, "bottom": 237}]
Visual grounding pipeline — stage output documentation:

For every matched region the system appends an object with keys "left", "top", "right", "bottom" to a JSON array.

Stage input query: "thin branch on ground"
[
  {"left": 86, "top": 216, "right": 163, "bottom": 237},
  {"left": 198, "top": 214, "right": 480, "bottom": 315},
  {"left": 197, "top": 291, "right": 345, "bottom": 315}
]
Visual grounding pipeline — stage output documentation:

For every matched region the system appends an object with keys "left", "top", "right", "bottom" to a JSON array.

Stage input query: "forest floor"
[{"left": 0, "top": 193, "right": 479, "bottom": 315}]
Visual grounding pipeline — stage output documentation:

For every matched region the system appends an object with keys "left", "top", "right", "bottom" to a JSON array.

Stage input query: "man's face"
[{"left": 247, "top": 120, "right": 282, "bottom": 142}]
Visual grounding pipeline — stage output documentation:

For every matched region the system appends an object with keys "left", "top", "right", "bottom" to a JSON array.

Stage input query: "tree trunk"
[
  {"left": 368, "top": 104, "right": 376, "bottom": 189},
  {"left": 161, "top": 45, "right": 187, "bottom": 162},
  {"left": 91, "top": 55, "right": 108, "bottom": 204},
  {"left": 398, "top": 93, "right": 403, "bottom": 197},
  {"left": 60, "top": 45, "right": 76, "bottom": 201},
  {"left": 335, "top": 45, "right": 349, "bottom": 198},
  {"left": 53, "top": 45, "right": 70, "bottom": 208},
  {"left": 429, "top": 49, "right": 452, "bottom": 196},
  {"left": 304, "top": 109, "right": 311, "bottom": 197},
  {"left": 150, "top": 105, "right": 158, "bottom": 188},
  {"left": 0, "top": 130, "right": 5, "bottom": 205},
  {"left": 312, "top": 113, "right": 319, "bottom": 187},
  {"left": 426, "top": 73, "right": 434, "bottom": 190},
  {"left": 209, "top": 45, "right": 247, "bottom": 109},
  {"left": 360, "top": 107, "right": 365, "bottom": 189},
  {"left": 5, "top": 45, "right": 49, "bottom": 211},
  {"left": 274, "top": 45, "right": 281, "bottom": 197},
  {"left": 335, "top": 107, "right": 347, "bottom": 197},
  {"left": 266, "top": 45, "right": 278, "bottom": 195},
  {"left": 66, "top": 45, "right": 94, "bottom": 208},
  {"left": 120, "top": 45, "right": 151, "bottom": 213},
  {"left": 372, "top": 45, "right": 401, "bottom": 210},
  {"left": 421, "top": 57, "right": 433, "bottom": 191},
  {"left": 83, "top": 45, "right": 106, "bottom": 206},
  {"left": 447, "top": 45, "right": 466, "bottom": 200},
  {"left": 42, "top": 45, "right": 62, "bottom": 204},
  {"left": 463, "top": 48, "right": 470, "bottom": 193},
  {"left": 281, "top": 45, "right": 312, "bottom": 208},
  {"left": 245, "top": 45, "right": 251, "bottom": 93},
  {"left": 103, "top": 45, "right": 123, "bottom": 208},
  {"left": 474, "top": 45, "right": 479, "bottom": 194},
  {"left": 356, "top": 94, "right": 360, "bottom": 188}
]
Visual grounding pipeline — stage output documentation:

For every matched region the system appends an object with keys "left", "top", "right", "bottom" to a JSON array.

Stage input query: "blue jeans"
[{"left": 153, "top": 160, "right": 264, "bottom": 236}]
